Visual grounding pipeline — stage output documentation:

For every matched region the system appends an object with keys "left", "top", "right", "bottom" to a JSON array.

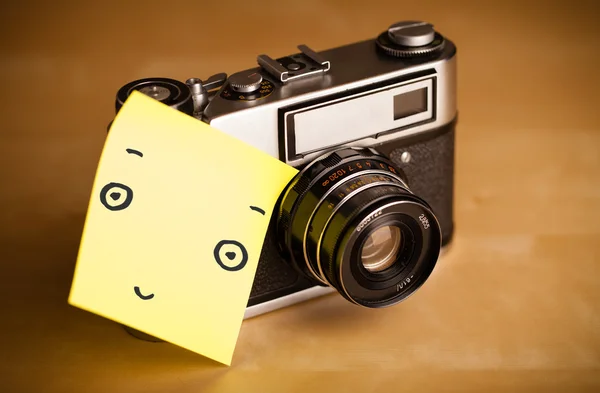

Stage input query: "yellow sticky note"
[{"left": 68, "top": 91, "right": 298, "bottom": 365}]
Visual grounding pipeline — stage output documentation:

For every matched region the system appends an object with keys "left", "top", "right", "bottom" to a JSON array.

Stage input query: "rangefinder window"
[
  {"left": 394, "top": 87, "right": 427, "bottom": 120},
  {"left": 281, "top": 76, "right": 435, "bottom": 163}
]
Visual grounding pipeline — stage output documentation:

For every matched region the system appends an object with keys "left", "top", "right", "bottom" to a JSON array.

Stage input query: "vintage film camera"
[{"left": 114, "top": 20, "right": 457, "bottom": 318}]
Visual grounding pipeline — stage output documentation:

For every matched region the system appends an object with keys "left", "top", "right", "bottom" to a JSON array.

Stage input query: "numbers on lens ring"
[
  {"left": 320, "top": 161, "right": 397, "bottom": 189},
  {"left": 419, "top": 214, "right": 430, "bottom": 229},
  {"left": 396, "top": 275, "right": 414, "bottom": 292},
  {"left": 329, "top": 168, "right": 346, "bottom": 181}
]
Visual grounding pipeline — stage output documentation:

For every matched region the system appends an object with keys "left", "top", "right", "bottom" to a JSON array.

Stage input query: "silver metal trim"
[
  {"left": 297, "top": 44, "right": 331, "bottom": 72},
  {"left": 257, "top": 55, "right": 289, "bottom": 82},
  {"left": 285, "top": 76, "right": 434, "bottom": 160},
  {"left": 204, "top": 46, "right": 456, "bottom": 166},
  {"left": 243, "top": 285, "right": 336, "bottom": 319},
  {"left": 257, "top": 45, "right": 331, "bottom": 83}
]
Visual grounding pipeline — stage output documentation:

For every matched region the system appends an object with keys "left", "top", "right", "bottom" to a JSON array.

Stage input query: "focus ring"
[
  {"left": 277, "top": 147, "right": 409, "bottom": 285},
  {"left": 306, "top": 174, "right": 409, "bottom": 286}
]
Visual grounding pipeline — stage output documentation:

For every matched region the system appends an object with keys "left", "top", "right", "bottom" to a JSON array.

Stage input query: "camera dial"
[
  {"left": 115, "top": 74, "right": 228, "bottom": 117},
  {"left": 116, "top": 77, "right": 195, "bottom": 116},
  {"left": 277, "top": 147, "right": 442, "bottom": 308},
  {"left": 220, "top": 73, "right": 275, "bottom": 102},
  {"left": 229, "top": 72, "right": 263, "bottom": 93},
  {"left": 376, "top": 20, "right": 445, "bottom": 58},
  {"left": 388, "top": 21, "right": 435, "bottom": 47}
]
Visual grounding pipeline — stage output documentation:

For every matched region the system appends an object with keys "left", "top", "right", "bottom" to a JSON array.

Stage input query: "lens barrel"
[{"left": 277, "top": 147, "right": 441, "bottom": 308}]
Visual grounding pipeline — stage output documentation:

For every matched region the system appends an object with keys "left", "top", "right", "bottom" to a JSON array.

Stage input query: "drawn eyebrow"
[
  {"left": 126, "top": 148, "right": 143, "bottom": 157},
  {"left": 250, "top": 206, "right": 265, "bottom": 215}
]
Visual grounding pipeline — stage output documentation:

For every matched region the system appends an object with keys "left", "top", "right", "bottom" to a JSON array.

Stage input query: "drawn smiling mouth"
[{"left": 134, "top": 286, "right": 155, "bottom": 300}]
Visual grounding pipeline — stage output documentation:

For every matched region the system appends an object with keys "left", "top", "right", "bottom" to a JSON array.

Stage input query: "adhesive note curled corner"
[{"left": 68, "top": 91, "right": 298, "bottom": 366}]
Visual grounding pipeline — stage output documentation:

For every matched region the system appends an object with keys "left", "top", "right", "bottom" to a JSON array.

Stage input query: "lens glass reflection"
[{"left": 360, "top": 225, "right": 402, "bottom": 273}]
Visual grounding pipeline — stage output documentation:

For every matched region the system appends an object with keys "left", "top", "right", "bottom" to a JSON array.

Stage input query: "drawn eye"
[
  {"left": 100, "top": 182, "right": 134, "bottom": 211},
  {"left": 213, "top": 240, "right": 248, "bottom": 272}
]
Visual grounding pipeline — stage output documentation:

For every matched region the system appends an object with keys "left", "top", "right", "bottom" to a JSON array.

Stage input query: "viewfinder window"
[{"left": 393, "top": 88, "right": 427, "bottom": 120}]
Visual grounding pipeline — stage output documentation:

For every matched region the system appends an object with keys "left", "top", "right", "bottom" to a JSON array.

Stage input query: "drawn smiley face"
[
  {"left": 98, "top": 148, "right": 265, "bottom": 302},
  {"left": 68, "top": 90, "right": 300, "bottom": 365}
]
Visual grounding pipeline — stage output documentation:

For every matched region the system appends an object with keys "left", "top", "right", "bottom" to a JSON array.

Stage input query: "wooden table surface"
[{"left": 1, "top": 1, "right": 599, "bottom": 392}]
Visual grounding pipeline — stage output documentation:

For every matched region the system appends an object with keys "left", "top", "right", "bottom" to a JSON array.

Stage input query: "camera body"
[{"left": 115, "top": 21, "right": 457, "bottom": 318}]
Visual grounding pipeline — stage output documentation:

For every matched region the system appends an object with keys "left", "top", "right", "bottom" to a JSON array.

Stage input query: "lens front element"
[
  {"left": 277, "top": 147, "right": 442, "bottom": 309},
  {"left": 360, "top": 225, "right": 402, "bottom": 273}
]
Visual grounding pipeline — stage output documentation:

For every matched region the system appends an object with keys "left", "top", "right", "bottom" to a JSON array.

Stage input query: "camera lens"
[
  {"left": 277, "top": 147, "right": 441, "bottom": 308},
  {"left": 360, "top": 225, "right": 402, "bottom": 273}
]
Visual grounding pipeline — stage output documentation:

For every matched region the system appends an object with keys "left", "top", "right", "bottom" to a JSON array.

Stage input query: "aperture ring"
[{"left": 279, "top": 150, "right": 409, "bottom": 282}]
